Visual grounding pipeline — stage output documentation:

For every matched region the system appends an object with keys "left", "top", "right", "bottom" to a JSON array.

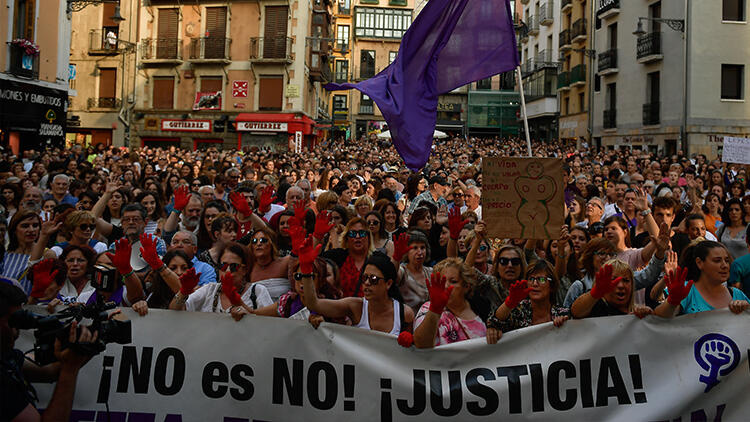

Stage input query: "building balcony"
[
  {"left": 540, "top": 2, "right": 554, "bottom": 25},
  {"left": 597, "top": 49, "right": 618, "bottom": 75},
  {"left": 140, "top": 38, "right": 182, "bottom": 64},
  {"left": 559, "top": 29, "right": 572, "bottom": 50},
  {"left": 519, "top": 24, "right": 530, "bottom": 43},
  {"left": 603, "top": 109, "right": 616, "bottom": 129},
  {"left": 561, "top": 0, "right": 572, "bottom": 12},
  {"left": 643, "top": 102, "right": 660, "bottom": 125},
  {"left": 249, "top": 37, "right": 293, "bottom": 63},
  {"left": 309, "top": 61, "right": 332, "bottom": 83},
  {"left": 570, "top": 64, "right": 586, "bottom": 86},
  {"left": 557, "top": 71, "right": 570, "bottom": 91},
  {"left": 335, "top": 42, "right": 349, "bottom": 53},
  {"left": 87, "top": 97, "right": 122, "bottom": 110},
  {"left": 636, "top": 32, "right": 663, "bottom": 63},
  {"left": 334, "top": 71, "right": 349, "bottom": 83},
  {"left": 8, "top": 44, "right": 39, "bottom": 79},
  {"left": 359, "top": 103, "right": 374, "bottom": 114},
  {"left": 528, "top": 15, "right": 540, "bottom": 36},
  {"left": 597, "top": 0, "right": 620, "bottom": 19},
  {"left": 89, "top": 28, "right": 123, "bottom": 55},
  {"left": 352, "top": 65, "right": 377, "bottom": 81},
  {"left": 571, "top": 18, "right": 587, "bottom": 43},
  {"left": 188, "top": 37, "right": 231, "bottom": 63},
  {"left": 521, "top": 59, "right": 535, "bottom": 77}
]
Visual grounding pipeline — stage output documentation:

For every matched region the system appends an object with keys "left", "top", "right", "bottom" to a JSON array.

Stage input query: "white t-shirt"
[
  {"left": 263, "top": 203, "right": 285, "bottom": 222},
  {"left": 50, "top": 241, "right": 108, "bottom": 258},
  {"left": 185, "top": 282, "right": 273, "bottom": 313},
  {"left": 58, "top": 279, "right": 95, "bottom": 304}
]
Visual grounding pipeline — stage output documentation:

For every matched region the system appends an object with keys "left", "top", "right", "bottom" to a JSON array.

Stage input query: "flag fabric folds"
[{"left": 325, "top": 0, "right": 519, "bottom": 170}]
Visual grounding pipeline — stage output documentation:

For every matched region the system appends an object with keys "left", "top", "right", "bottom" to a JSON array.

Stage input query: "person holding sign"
[
  {"left": 515, "top": 162, "right": 557, "bottom": 239},
  {"left": 485, "top": 260, "right": 569, "bottom": 344},
  {"left": 654, "top": 241, "right": 750, "bottom": 317},
  {"left": 413, "top": 259, "right": 485, "bottom": 348}
]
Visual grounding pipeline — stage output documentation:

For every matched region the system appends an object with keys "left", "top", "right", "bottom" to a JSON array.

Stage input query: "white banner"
[
  {"left": 19, "top": 308, "right": 750, "bottom": 421},
  {"left": 722, "top": 136, "right": 750, "bottom": 165}
]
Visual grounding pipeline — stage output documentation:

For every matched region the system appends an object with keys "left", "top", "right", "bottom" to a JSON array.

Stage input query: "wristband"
[
  {"left": 173, "top": 209, "right": 182, "bottom": 215},
  {"left": 297, "top": 272, "right": 315, "bottom": 279},
  {"left": 122, "top": 270, "right": 135, "bottom": 279},
  {"left": 640, "top": 209, "right": 651, "bottom": 216},
  {"left": 157, "top": 264, "right": 168, "bottom": 272}
]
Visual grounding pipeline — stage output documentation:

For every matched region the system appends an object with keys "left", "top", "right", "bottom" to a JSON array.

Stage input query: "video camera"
[{"left": 9, "top": 296, "right": 132, "bottom": 366}]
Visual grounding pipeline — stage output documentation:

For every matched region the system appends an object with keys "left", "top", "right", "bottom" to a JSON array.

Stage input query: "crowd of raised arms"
[{"left": 1, "top": 136, "right": 749, "bottom": 349}]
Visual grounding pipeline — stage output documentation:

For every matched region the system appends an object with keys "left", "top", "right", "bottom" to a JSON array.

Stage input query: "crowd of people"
[{"left": 1, "top": 135, "right": 749, "bottom": 356}]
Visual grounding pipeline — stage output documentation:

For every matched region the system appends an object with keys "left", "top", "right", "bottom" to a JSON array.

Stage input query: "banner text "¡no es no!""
[{"left": 482, "top": 157, "right": 565, "bottom": 240}]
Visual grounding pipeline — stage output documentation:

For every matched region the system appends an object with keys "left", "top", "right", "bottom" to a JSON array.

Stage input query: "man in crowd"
[
  {"left": 460, "top": 185, "right": 482, "bottom": 220},
  {"left": 169, "top": 230, "right": 216, "bottom": 286},
  {"left": 45, "top": 174, "right": 78, "bottom": 206},
  {"left": 407, "top": 175, "right": 449, "bottom": 215}
]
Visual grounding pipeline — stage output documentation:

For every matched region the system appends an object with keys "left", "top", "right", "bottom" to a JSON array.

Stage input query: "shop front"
[
  {"left": 235, "top": 113, "right": 316, "bottom": 152},
  {"left": 0, "top": 79, "right": 68, "bottom": 153}
]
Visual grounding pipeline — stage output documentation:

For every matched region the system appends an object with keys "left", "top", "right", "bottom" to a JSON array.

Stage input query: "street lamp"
[{"left": 633, "top": 17, "right": 685, "bottom": 36}]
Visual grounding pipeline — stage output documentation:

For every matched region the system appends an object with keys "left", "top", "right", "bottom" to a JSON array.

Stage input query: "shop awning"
[{"left": 235, "top": 113, "right": 315, "bottom": 135}]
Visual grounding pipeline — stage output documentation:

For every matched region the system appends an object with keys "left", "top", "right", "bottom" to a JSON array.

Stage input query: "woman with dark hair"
[
  {"left": 135, "top": 191, "right": 166, "bottom": 235},
  {"left": 394, "top": 230, "right": 433, "bottom": 312},
  {"left": 408, "top": 205, "right": 446, "bottom": 264},
  {"left": 603, "top": 215, "right": 665, "bottom": 270},
  {"left": 365, "top": 210, "right": 392, "bottom": 255},
  {"left": 1, "top": 182, "right": 21, "bottom": 220},
  {"left": 413, "top": 258, "right": 485, "bottom": 348},
  {"left": 655, "top": 241, "right": 749, "bottom": 317},
  {"left": 132, "top": 249, "right": 192, "bottom": 315},
  {"left": 716, "top": 198, "right": 748, "bottom": 259},
  {"left": 171, "top": 242, "right": 273, "bottom": 313},
  {"left": 302, "top": 250, "right": 415, "bottom": 334},
  {"left": 728, "top": 181, "right": 746, "bottom": 199},
  {"left": 321, "top": 217, "right": 374, "bottom": 297},
  {"left": 248, "top": 226, "right": 293, "bottom": 302},
  {"left": 196, "top": 200, "right": 229, "bottom": 252},
  {"left": 702, "top": 192, "right": 723, "bottom": 236},
  {"left": 56, "top": 245, "right": 97, "bottom": 303},
  {"left": 486, "top": 260, "right": 569, "bottom": 343},
  {"left": 1, "top": 210, "right": 43, "bottom": 295},
  {"left": 571, "top": 259, "right": 654, "bottom": 318},
  {"left": 87, "top": 175, "right": 106, "bottom": 195},
  {"left": 377, "top": 201, "right": 405, "bottom": 241},
  {"left": 198, "top": 214, "right": 239, "bottom": 280}
]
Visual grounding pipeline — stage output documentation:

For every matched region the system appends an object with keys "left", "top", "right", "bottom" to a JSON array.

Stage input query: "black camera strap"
[{"left": 2, "top": 350, "right": 39, "bottom": 405}]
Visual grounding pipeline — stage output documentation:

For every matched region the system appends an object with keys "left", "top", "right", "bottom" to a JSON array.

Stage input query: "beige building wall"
[{"left": 558, "top": 0, "right": 590, "bottom": 141}]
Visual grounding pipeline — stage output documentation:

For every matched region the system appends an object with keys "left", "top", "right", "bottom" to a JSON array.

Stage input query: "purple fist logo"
[{"left": 694, "top": 333, "right": 740, "bottom": 393}]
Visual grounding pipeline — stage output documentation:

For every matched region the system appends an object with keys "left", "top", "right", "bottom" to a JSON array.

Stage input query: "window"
[
  {"left": 594, "top": 74, "right": 601, "bottom": 92},
  {"left": 360, "top": 50, "right": 376, "bottom": 78},
  {"left": 608, "top": 23, "right": 617, "bottom": 49},
  {"left": 337, "top": 25, "right": 350, "bottom": 50},
  {"left": 579, "top": 92, "right": 585, "bottom": 112},
  {"left": 355, "top": 7, "right": 412, "bottom": 39},
  {"left": 156, "top": 9, "right": 179, "bottom": 59},
  {"left": 335, "top": 60, "right": 349, "bottom": 83},
  {"left": 476, "top": 77, "right": 492, "bottom": 90},
  {"left": 333, "top": 95, "right": 347, "bottom": 111},
  {"left": 13, "top": 0, "right": 35, "bottom": 40},
  {"left": 563, "top": 97, "right": 569, "bottom": 115},
  {"left": 152, "top": 77, "right": 175, "bottom": 109},
  {"left": 98, "top": 68, "right": 117, "bottom": 108},
  {"left": 723, "top": 0, "right": 745, "bottom": 21},
  {"left": 201, "top": 76, "right": 223, "bottom": 93},
  {"left": 649, "top": 2, "right": 661, "bottom": 31},
  {"left": 360, "top": 93, "right": 374, "bottom": 114},
  {"left": 721, "top": 64, "right": 744, "bottom": 100},
  {"left": 389, "top": 51, "right": 397, "bottom": 65},
  {"left": 204, "top": 7, "right": 228, "bottom": 59},
  {"left": 606, "top": 83, "right": 616, "bottom": 110},
  {"left": 338, "top": 0, "right": 350, "bottom": 14},
  {"left": 647, "top": 71, "right": 660, "bottom": 104},
  {"left": 259, "top": 75, "right": 284, "bottom": 110}
]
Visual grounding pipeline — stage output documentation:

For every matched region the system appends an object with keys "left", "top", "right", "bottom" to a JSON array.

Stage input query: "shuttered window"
[
  {"left": 153, "top": 77, "right": 175, "bottom": 109},
  {"left": 258, "top": 76, "right": 283, "bottom": 111},
  {"left": 157, "top": 8, "right": 179, "bottom": 59},
  {"left": 201, "top": 77, "right": 223, "bottom": 93},
  {"left": 102, "top": 3, "right": 118, "bottom": 27},
  {"left": 99, "top": 68, "right": 117, "bottom": 99},
  {"left": 263, "top": 6, "right": 289, "bottom": 59},
  {"left": 205, "top": 7, "right": 227, "bottom": 59}
]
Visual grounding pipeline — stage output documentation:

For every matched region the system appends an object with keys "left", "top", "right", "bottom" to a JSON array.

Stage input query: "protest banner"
[
  {"left": 482, "top": 157, "right": 564, "bottom": 239},
  {"left": 17, "top": 308, "right": 750, "bottom": 422},
  {"left": 721, "top": 137, "right": 750, "bottom": 165}
]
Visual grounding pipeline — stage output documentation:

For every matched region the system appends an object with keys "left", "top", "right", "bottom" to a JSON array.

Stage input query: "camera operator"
[{"left": 1, "top": 282, "right": 97, "bottom": 422}]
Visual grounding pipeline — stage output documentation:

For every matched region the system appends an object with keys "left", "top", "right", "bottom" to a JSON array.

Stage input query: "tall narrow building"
[{"left": 557, "top": 0, "right": 592, "bottom": 144}]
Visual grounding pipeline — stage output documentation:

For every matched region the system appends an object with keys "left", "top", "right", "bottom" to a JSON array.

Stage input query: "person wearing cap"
[{"left": 406, "top": 175, "right": 449, "bottom": 217}]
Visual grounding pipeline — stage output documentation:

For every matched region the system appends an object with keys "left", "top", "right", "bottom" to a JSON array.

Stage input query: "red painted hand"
[
  {"left": 106, "top": 238, "right": 133, "bottom": 275},
  {"left": 179, "top": 268, "right": 200, "bottom": 296},
  {"left": 30, "top": 259, "right": 59, "bottom": 299},
  {"left": 221, "top": 271, "right": 245, "bottom": 307},
  {"left": 504, "top": 280, "right": 532, "bottom": 308},
  {"left": 427, "top": 272, "right": 454, "bottom": 315},
  {"left": 590, "top": 264, "right": 623, "bottom": 299},
  {"left": 665, "top": 267, "right": 693, "bottom": 306},
  {"left": 173, "top": 185, "right": 192, "bottom": 212},
  {"left": 448, "top": 207, "right": 469, "bottom": 240}
]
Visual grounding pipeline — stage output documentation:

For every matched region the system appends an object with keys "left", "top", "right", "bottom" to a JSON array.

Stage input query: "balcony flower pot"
[{"left": 10, "top": 38, "right": 40, "bottom": 56}]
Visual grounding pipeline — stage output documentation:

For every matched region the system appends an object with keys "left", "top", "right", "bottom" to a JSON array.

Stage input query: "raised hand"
[
  {"left": 40, "top": 212, "right": 63, "bottom": 238},
  {"left": 221, "top": 271, "right": 245, "bottom": 307},
  {"left": 427, "top": 272, "right": 453, "bottom": 315},
  {"left": 663, "top": 250, "right": 678, "bottom": 275},
  {"left": 258, "top": 185, "right": 276, "bottom": 214},
  {"left": 665, "top": 267, "right": 693, "bottom": 306},
  {"left": 290, "top": 199, "right": 307, "bottom": 227},
  {"left": 651, "top": 222, "right": 672, "bottom": 252},
  {"left": 30, "top": 259, "right": 59, "bottom": 299},
  {"left": 288, "top": 224, "right": 307, "bottom": 256},
  {"left": 504, "top": 280, "right": 532, "bottom": 308},
  {"left": 448, "top": 207, "right": 469, "bottom": 240},
  {"left": 633, "top": 187, "right": 649, "bottom": 212},
  {"left": 298, "top": 236, "right": 322, "bottom": 274},
  {"left": 229, "top": 191, "right": 253, "bottom": 217},
  {"left": 590, "top": 264, "right": 623, "bottom": 299},
  {"left": 435, "top": 205, "right": 449, "bottom": 225},
  {"left": 179, "top": 267, "right": 200, "bottom": 296},
  {"left": 393, "top": 233, "right": 411, "bottom": 262},
  {"left": 106, "top": 238, "right": 133, "bottom": 275},
  {"left": 173, "top": 185, "right": 192, "bottom": 212},
  {"left": 313, "top": 211, "right": 335, "bottom": 240},
  {"left": 139, "top": 233, "right": 164, "bottom": 270}
]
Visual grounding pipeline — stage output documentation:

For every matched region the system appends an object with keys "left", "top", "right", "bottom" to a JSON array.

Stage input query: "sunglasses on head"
[
  {"left": 293, "top": 272, "right": 316, "bottom": 281},
  {"left": 221, "top": 263, "right": 243, "bottom": 272},
  {"left": 498, "top": 257, "right": 522, "bottom": 266},
  {"left": 361, "top": 274, "right": 385, "bottom": 286},
  {"left": 347, "top": 230, "right": 369, "bottom": 238},
  {"left": 78, "top": 224, "right": 96, "bottom": 231},
  {"left": 251, "top": 237, "right": 270, "bottom": 245}
]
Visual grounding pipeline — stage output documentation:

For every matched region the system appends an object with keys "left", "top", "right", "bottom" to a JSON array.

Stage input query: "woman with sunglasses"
[
  {"left": 562, "top": 237, "right": 665, "bottom": 308},
  {"left": 321, "top": 217, "right": 374, "bottom": 297},
  {"left": 486, "top": 260, "right": 569, "bottom": 344},
  {"left": 413, "top": 258, "right": 485, "bottom": 348},
  {"left": 45, "top": 211, "right": 107, "bottom": 258},
  {"left": 249, "top": 226, "right": 293, "bottom": 302},
  {"left": 170, "top": 242, "right": 273, "bottom": 313},
  {"left": 365, "top": 211, "right": 393, "bottom": 256},
  {"left": 302, "top": 249, "right": 414, "bottom": 335}
]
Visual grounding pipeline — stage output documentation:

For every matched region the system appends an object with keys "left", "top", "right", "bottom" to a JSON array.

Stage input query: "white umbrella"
[{"left": 377, "top": 129, "right": 448, "bottom": 139}]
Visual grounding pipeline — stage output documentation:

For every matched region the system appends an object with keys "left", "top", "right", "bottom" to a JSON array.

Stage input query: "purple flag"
[{"left": 325, "top": 0, "right": 519, "bottom": 170}]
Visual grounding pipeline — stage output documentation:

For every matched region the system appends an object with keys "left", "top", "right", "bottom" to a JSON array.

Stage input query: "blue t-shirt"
[
  {"left": 729, "top": 254, "right": 750, "bottom": 298},
  {"left": 679, "top": 284, "right": 750, "bottom": 315}
]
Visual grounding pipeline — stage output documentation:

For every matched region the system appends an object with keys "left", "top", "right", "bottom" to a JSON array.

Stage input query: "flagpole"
[{"left": 515, "top": 66, "right": 532, "bottom": 157}]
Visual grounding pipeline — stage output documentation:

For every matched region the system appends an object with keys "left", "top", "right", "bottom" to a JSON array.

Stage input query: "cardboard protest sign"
[
  {"left": 482, "top": 157, "right": 564, "bottom": 239},
  {"left": 722, "top": 137, "right": 750, "bottom": 165}
]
